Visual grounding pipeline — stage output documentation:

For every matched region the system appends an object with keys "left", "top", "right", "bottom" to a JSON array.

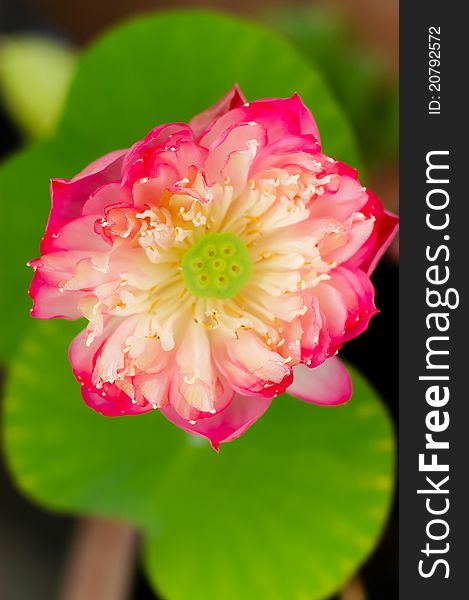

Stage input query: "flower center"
[{"left": 181, "top": 232, "right": 252, "bottom": 299}]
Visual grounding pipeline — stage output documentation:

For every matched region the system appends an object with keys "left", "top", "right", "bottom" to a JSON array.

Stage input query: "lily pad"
[{"left": 4, "top": 319, "right": 394, "bottom": 600}]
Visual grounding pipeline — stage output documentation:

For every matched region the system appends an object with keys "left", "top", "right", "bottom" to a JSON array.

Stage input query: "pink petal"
[
  {"left": 161, "top": 393, "right": 272, "bottom": 451},
  {"left": 82, "top": 182, "right": 131, "bottom": 216},
  {"left": 48, "top": 149, "right": 128, "bottom": 231},
  {"left": 69, "top": 319, "right": 158, "bottom": 416},
  {"left": 73, "top": 149, "right": 128, "bottom": 180},
  {"left": 322, "top": 217, "right": 375, "bottom": 267},
  {"left": 167, "top": 323, "right": 234, "bottom": 420},
  {"left": 214, "top": 330, "right": 293, "bottom": 398},
  {"left": 312, "top": 266, "right": 377, "bottom": 354},
  {"left": 308, "top": 173, "right": 369, "bottom": 222},
  {"left": 69, "top": 319, "right": 120, "bottom": 386},
  {"left": 81, "top": 385, "right": 154, "bottom": 416},
  {"left": 336, "top": 190, "right": 398, "bottom": 274},
  {"left": 121, "top": 125, "right": 198, "bottom": 190},
  {"left": 127, "top": 138, "right": 207, "bottom": 201},
  {"left": 29, "top": 272, "right": 83, "bottom": 319},
  {"left": 287, "top": 357, "right": 352, "bottom": 405},
  {"left": 200, "top": 94, "right": 320, "bottom": 150},
  {"left": 189, "top": 84, "right": 247, "bottom": 139},
  {"left": 253, "top": 134, "right": 321, "bottom": 172},
  {"left": 297, "top": 295, "right": 331, "bottom": 367},
  {"left": 41, "top": 214, "right": 110, "bottom": 254},
  {"left": 362, "top": 208, "right": 399, "bottom": 275},
  {"left": 204, "top": 122, "right": 266, "bottom": 191},
  {"left": 132, "top": 163, "right": 180, "bottom": 208}
]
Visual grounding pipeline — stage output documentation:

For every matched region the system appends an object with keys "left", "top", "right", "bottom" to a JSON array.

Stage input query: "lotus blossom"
[{"left": 29, "top": 86, "right": 398, "bottom": 449}]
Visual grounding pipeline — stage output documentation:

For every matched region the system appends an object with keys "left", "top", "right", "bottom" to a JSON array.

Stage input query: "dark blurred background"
[{"left": 0, "top": 0, "right": 398, "bottom": 598}]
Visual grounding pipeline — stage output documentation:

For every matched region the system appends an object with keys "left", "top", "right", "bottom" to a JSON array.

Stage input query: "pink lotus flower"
[{"left": 29, "top": 86, "right": 398, "bottom": 449}]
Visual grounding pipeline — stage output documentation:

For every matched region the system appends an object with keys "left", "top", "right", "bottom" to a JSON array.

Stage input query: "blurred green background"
[{"left": 0, "top": 2, "right": 398, "bottom": 600}]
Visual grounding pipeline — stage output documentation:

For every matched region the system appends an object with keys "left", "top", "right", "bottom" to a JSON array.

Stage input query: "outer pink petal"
[
  {"left": 200, "top": 94, "right": 320, "bottom": 150},
  {"left": 121, "top": 124, "right": 199, "bottom": 190},
  {"left": 161, "top": 393, "right": 272, "bottom": 451},
  {"left": 69, "top": 322, "right": 155, "bottom": 416},
  {"left": 334, "top": 190, "right": 398, "bottom": 274},
  {"left": 361, "top": 208, "right": 399, "bottom": 275},
  {"left": 73, "top": 149, "right": 128, "bottom": 180},
  {"left": 312, "top": 266, "right": 377, "bottom": 353},
  {"left": 287, "top": 357, "right": 352, "bottom": 405},
  {"left": 122, "top": 124, "right": 190, "bottom": 170},
  {"left": 81, "top": 385, "right": 154, "bottom": 416},
  {"left": 298, "top": 295, "right": 331, "bottom": 367},
  {"left": 69, "top": 320, "right": 119, "bottom": 386},
  {"left": 308, "top": 173, "right": 369, "bottom": 222},
  {"left": 189, "top": 84, "right": 247, "bottom": 140},
  {"left": 29, "top": 272, "right": 83, "bottom": 319},
  {"left": 48, "top": 149, "right": 128, "bottom": 230},
  {"left": 322, "top": 217, "right": 375, "bottom": 267}
]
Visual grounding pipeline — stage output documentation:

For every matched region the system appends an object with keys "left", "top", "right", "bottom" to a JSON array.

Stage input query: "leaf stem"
[
  {"left": 340, "top": 574, "right": 367, "bottom": 600},
  {"left": 59, "top": 517, "right": 136, "bottom": 600}
]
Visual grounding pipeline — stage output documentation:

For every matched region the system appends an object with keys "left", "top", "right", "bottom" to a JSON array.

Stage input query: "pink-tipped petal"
[
  {"left": 29, "top": 272, "right": 83, "bottom": 319},
  {"left": 204, "top": 122, "right": 266, "bottom": 191},
  {"left": 189, "top": 84, "right": 247, "bottom": 139},
  {"left": 81, "top": 385, "right": 155, "bottom": 416},
  {"left": 288, "top": 357, "right": 352, "bottom": 405},
  {"left": 362, "top": 209, "right": 400, "bottom": 275},
  {"left": 200, "top": 94, "right": 320, "bottom": 150},
  {"left": 73, "top": 149, "right": 128, "bottom": 181},
  {"left": 48, "top": 149, "right": 128, "bottom": 230},
  {"left": 215, "top": 330, "right": 293, "bottom": 399},
  {"left": 313, "top": 266, "right": 377, "bottom": 351},
  {"left": 161, "top": 393, "right": 272, "bottom": 451},
  {"left": 82, "top": 182, "right": 130, "bottom": 216}
]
